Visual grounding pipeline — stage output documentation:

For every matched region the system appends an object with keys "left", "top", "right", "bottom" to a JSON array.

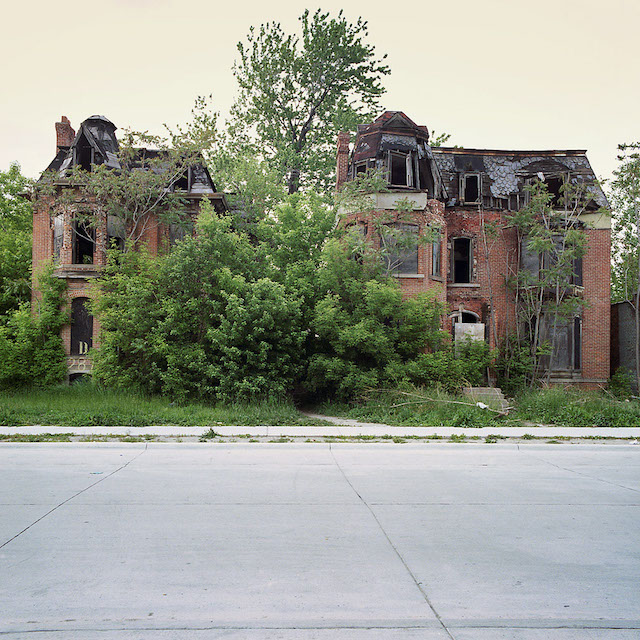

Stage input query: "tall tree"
[
  {"left": 0, "top": 163, "right": 32, "bottom": 316},
  {"left": 231, "top": 9, "right": 390, "bottom": 195},
  {"left": 610, "top": 142, "right": 640, "bottom": 389}
]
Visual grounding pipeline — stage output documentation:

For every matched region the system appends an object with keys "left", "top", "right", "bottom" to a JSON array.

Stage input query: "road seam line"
[
  {"left": 328, "top": 443, "right": 458, "bottom": 640},
  {"left": 0, "top": 444, "right": 148, "bottom": 550}
]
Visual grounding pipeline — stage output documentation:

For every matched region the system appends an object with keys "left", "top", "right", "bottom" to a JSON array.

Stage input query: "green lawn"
[{"left": 0, "top": 385, "right": 326, "bottom": 427}]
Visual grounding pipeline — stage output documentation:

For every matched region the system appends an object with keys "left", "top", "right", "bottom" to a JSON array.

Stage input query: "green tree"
[
  {"left": 610, "top": 142, "right": 640, "bottom": 388},
  {"left": 231, "top": 9, "right": 390, "bottom": 194},
  {"left": 507, "top": 180, "right": 593, "bottom": 386},
  {"left": 0, "top": 164, "right": 32, "bottom": 316},
  {"left": 0, "top": 266, "right": 67, "bottom": 389}
]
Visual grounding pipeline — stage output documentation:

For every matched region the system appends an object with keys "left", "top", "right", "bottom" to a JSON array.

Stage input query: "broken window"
[
  {"left": 431, "top": 228, "right": 442, "bottom": 276},
  {"left": 388, "top": 152, "right": 413, "bottom": 188},
  {"left": 70, "top": 297, "right": 93, "bottom": 356},
  {"left": 546, "top": 176, "right": 565, "bottom": 209},
  {"left": 169, "top": 220, "right": 193, "bottom": 247},
  {"left": 75, "top": 135, "right": 94, "bottom": 171},
  {"left": 381, "top": 223, "right": 419, "bottom": 274},
  {"left": 72, "top": 220, "right": 95, "bottom": 264},
  {"left": 53, "top": 214, "right": 64, "bottom": 263},
  {"left": 539, "top": 315, "right": 581, "bottom": 372},
  {"left": 173, "top": 168, "right": 190, "bottom": 191},
  {"left": 418, "top": 159, "right": 435, "bottom": 196},
  {"left": 521, "top": 235, "right": 583, "bottom": 285},
  {"left": 451, "top": 237, "right": 472, "bottom": 283},
  {"left": 354, "top": 162, "right": 368, "bottom": 176},
  {"left": 107, "top": 216, "right": 125, "bottom": 252},
  {"left": 461, "top": 173, "right": 480, "bottom": 204}
]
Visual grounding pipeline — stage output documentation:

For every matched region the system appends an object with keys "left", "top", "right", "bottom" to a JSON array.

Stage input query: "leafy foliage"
[
  {"left": 0, "top": 266, "right": 67, "bottom": 389},
  {"left": 0, "top": 164, "right": 32, "bottom": 315},
  {"left": 92, "top": 203, "right": 306, "bottom": 402},
  {"left": 610, "top": 142, "right": 640, "bottom": 304},
  {"left": 231, "top": 9, "right": 390, "bottom": 194}
]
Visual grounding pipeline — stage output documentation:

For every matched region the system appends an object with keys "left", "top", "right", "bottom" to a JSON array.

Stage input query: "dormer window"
[
  {"left": 388, "top": 152, "right": 414, "bottom": 188},
  {"left": 461, "top": 173, "right": 480, "bottom": 204},
  {"left": 76, "top": 136, "right": 94, "bottom": 171}
]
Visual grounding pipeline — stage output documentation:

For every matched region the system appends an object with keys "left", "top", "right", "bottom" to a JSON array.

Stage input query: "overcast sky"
[{"left": 2, "top": 0, "right": 638, "bottom": 184}]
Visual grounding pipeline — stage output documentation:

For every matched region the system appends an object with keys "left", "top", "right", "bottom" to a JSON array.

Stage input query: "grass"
[
  {"left": 315, "top": 386, "right": 519, "bottom": 428},
  {"left": 515, "top": 388, "right": 640, "bottom": 427},
  {"left": 0, "top": 385, "right": 327, "bottom": 427}
]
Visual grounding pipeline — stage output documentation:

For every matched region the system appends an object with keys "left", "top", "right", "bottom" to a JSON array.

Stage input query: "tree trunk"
[{"left": 287, "top": 168, "right": 300, "bottom": 195}]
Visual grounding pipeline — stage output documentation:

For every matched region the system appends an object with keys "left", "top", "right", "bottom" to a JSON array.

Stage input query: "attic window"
[
  {"left": 76, "top": 138, "right": 94, "bottom": 171},
  {"left": 452, "top": 237, "right": 472, "bottom": 283},
  {"left": 388, "top": 152, "right": 413, "bottom": 188},
  {"left": 355, "top": 162, "right": 368, "bottom": 176},
  {"left": 173, "top": 168, "right": 190, "bottom": 192},
  {"left": 462, "top": 174, "right": 480, "bottom": 204},
  {"left": 546, "top": 176, "right": 564, "bottom": 208}
]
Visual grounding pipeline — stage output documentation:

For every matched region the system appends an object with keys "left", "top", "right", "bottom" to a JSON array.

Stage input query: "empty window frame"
[
  {"left": 381, "top": 223, "right": 419, "bottom": 274},
  {"left": 451, "top": 237, "right": 472, "bottom": 283},
  {"left": 418, "top": 159, "right": 435, "bottom": 196},
  {"left": 72, "top": 219, "right": 95, "bottom": 264},
  {"left": 75, "top": 135, "right": 94, "bottom": 171},
  {"left": 388, "top": 152, "right": 413, "bottom": 188},
  {"left": 173, "top": 167, "right": 190, "bottom": 192},
  {"left": 169, "top": 220, "right": 194, "bottom": 247},
  {"left": 461, "top": 173, "right": 480, "bottom": 204},
  {"left": 107, "top": 216, "right": 126, "bottom": 252},
  {"left": 431, "top": 228, "right": 442, "bottom": 276},
  {"left": 539, "top": 315, "right": 581, "bottom": 372},
  {"left": 70, "top": 297, "right": 93, "bottom": 356},
  {"left": 53, "top": 214, "right": 64, "bottom": 263}
]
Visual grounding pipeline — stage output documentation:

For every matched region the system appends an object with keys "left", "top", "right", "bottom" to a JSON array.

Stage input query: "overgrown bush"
[
  {"left": 0, "top": 267, "right": 67, "bottom": 389},
  {"left": 92, "top": 206, "right": 306, "bottom": 402}
]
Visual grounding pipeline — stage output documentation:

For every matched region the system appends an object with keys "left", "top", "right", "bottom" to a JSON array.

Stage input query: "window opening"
[
  {"left": 173, "top": 168, "right": 190, "bottom": 191},
  {"left": 431, "top": 229, "right": 442, "bottom": 276},
  {"left": 382, "top": 223, "right": 419, "bottom": 274},
  {"left": 389, "top": 152, "right": 412, "bottom": 187},
  {"left": 546, "top": 176, "right": 564, "bottom": 208},
  {"left": 169, "top": 220, "right": 193, "bottom": 247},
  {"left": 70, "top": 298, "right": 93, "bottom": 356},
  {"left": 462, "top": 174, "right": 480, "bottom": 204},
  {"left": 76, "top": 136, "right": 93, "bottom": 171},
  {"left": 107, "top": 216, "right": 125, "bottom": 252},
  {"left": 355, "top": 162, "right": 368, "bottom": 176},
  {"left": 452, "top": 237, "right": 472, "bottom": 283},
  {"left": 72, "top": 220, "right": 95, "bottom": 264},
  {"left": 53, "top": 214, "right": 64, "bottom": 263},
  {"left": 418, "top": 160, "right": 434, "bottom": 196}
]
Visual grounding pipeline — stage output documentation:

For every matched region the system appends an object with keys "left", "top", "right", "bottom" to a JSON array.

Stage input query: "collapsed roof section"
[
  {"left": 349, "top": 111, "right": 447, "bottom": 200},
  {"left": 347, "top": 111, "right": 607, "bottom": 211},
  {"left": 432, "top": 147, "right": 608, "bottom": 210},
  {"left": 42, "top": 116, "right": 224, "bottom": 207}
]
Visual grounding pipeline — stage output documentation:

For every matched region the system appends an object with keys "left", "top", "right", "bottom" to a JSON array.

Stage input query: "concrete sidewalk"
[{"left": 1, "top": 422, "right": 640, "bottom": 438}]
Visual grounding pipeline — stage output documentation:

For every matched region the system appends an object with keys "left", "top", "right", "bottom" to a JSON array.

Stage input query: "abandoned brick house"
[
  {"left": 31, "top": 115, "right": 227, "bottom": 379},
  {"left": 336, "top": 111, "right": 611, "bottom": 386},
  {"left": 33, "top": 111, "right": 610, "bottom": 386}
]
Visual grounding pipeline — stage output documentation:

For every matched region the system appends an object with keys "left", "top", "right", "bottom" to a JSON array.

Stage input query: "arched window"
[{"left": 71, "top": 298, "right": 93, "bottom": 356}]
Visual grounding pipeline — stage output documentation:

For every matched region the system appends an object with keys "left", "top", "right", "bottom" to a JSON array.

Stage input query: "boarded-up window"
[
  {"left": 381, "top": 223, "right": 419, "bottom": 274},
  {"left": 70, "top": 298, "right": 93, "bottom": 356}
]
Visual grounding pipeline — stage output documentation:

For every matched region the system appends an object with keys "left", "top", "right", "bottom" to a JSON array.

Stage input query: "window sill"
[
  {"left": 447, "top": 282, "right": 480, "bottom": 288},
  {"left": 393, "top": 273, "right": 425, "bottom": 279},
  {"left": 430, "top": 275, "right": 444, "bottom": 282}
]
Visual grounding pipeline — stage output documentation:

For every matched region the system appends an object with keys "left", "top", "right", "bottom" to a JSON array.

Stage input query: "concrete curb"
[{"left": 1, "top": 425, "right": 640, "bottom": 438}]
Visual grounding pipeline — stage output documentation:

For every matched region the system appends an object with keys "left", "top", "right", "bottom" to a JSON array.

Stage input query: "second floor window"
[
  {"left": 451, "top": 237, "right": 472, "bottom": 283},
  {"left": 381, "top": 222, "right": 419, "bottom": 274}
]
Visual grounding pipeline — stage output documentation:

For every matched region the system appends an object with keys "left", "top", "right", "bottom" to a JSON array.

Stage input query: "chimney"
[
  {"left": 55, "top": 116, "right": 75, "bottom": 153},
  {"left": 336, "top": 131, "right": 350, "bottom": 190}
]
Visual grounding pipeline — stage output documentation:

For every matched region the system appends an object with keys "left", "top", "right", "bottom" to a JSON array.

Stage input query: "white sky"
[{"left": 2, "top": 0, "right": 638, "bottom": 184}]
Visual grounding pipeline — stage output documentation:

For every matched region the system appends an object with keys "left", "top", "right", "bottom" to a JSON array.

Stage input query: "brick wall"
[{"left": 581, "top": 228, "right": 611, "bottom": 382}]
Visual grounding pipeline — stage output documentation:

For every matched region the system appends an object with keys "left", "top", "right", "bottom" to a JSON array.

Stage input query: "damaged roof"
[{"left": 432, "top": 147, "right": 608, "bottom": 209}]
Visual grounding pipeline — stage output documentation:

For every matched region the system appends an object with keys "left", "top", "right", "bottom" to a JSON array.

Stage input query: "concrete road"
[{"left": 0, "top": 443, "right": 639, "bottom": 639}]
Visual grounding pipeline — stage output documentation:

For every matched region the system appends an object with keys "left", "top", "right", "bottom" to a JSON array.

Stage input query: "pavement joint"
[
  {"left": 0, "top": 444, "right": 147, "bottom": 550},
  {"left": 328, "top": 444, "right": 458, "bottom": 640}
]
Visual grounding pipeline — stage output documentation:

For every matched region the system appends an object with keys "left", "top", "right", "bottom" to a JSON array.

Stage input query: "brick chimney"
[
  {"left": 336, "top": 131, "right": 350, "bottom": 190},
  {"left": 55, "top": 116, "right": 75, "bottom": 153}
]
